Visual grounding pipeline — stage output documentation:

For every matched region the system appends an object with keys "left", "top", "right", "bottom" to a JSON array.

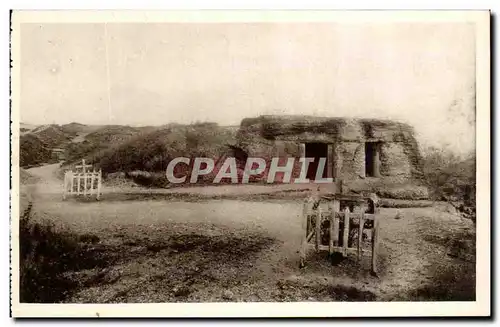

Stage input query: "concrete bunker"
[
  {"left": 235, "top": 115, "right": 428, "bottom": 198},
  {"left": 364, "top": 142, "right": 381, "bottom": 178},
  {"left": 304, "top": 142, "right": 330, "bottom": 180}
]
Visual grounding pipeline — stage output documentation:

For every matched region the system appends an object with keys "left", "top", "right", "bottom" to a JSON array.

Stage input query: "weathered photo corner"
[{"left": 10, "top": 10, "right": 490, "bottom": 318}]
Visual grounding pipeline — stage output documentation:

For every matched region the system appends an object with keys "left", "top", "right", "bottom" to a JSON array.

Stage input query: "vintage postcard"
[{"left": 10, "top": 10, "right": 490, "bottom": 317}]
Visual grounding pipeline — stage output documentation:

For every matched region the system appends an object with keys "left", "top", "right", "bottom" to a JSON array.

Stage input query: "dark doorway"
[
  {"left": 365, "top": 142, "right": 378, "bottom": 177},
  {"left": 305, "top": 143, "right": 329, "bottom": 180}
]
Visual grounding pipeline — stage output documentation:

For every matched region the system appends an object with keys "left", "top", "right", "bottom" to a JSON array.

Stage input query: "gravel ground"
[{"left": 20, "top": 164, "right": 476, "bottom": 303}]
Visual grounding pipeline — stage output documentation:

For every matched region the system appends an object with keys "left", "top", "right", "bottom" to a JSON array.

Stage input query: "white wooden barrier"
[{"left": 63, "top": 160, "right": 102, "bottom": 200}]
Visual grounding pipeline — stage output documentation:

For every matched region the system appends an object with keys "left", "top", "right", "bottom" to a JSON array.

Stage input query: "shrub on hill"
[
  {"left": 60, "top": 122, "right": 93, "bottom": 135},
  {"left": 93, "top": 123, "right": 237, "bottom": 186},
  {"left": 31, "top": 125, "right": 73, "bottom": 149},
  {"left": 422, "top": 147, "right": 475, "bottom": 221},
  {"left": 63, "top": 125, "right": 142, "bottom": 165},
  {"left": 19, "top": 134, "right": 53, "bottom": 168}
]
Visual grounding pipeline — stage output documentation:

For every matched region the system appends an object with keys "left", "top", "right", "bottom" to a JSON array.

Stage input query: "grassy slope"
[
  {"left": 19, "top": 162, "right": 475, "bottom": 303},
  {"left": 31, "top": 125, "right": 73, "bottom": 148},
  {"left": 20, "top": 124, "right": 74, "bottom": 167},
  {"left": 63, "top": 125, "right": 143, "bottom": 166},
  {"left": 94, "top": 123, "right": 237, "bottom": 186},
  {"left": 60, "top": 122, "right": 98, "bottom": 135},
  {"left": 19, "top": 167, "right": 103, "bottom": 303},
  {"left": 19, "top": 134, "right": 53, "bottom": 168}
]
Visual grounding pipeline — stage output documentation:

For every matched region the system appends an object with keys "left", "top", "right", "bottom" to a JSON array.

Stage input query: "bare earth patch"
[{"left": 20, "top": 164, "right": 476, "bottom": 303}]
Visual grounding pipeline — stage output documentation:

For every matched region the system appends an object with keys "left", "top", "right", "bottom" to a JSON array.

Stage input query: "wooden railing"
[
  {"left": 63, "top": 170, "right": 102, "bottom": 200},
  {"left": 299, "top": 193, "right": 380, "bottom": 275}
]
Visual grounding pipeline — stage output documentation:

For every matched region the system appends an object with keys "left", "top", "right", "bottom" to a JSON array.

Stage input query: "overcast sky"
[{"left": 20, "top": 22, "right": 476, "bottom": 154}]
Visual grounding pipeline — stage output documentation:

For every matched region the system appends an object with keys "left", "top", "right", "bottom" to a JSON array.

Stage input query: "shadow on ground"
[
  {"left": 20, "top": 205, "right": 277, "bottom": 303},
  {"left": 405, "top": 217, "right": 476, "bottom": 301},
  {"left": 20, "top": 202, "right": 111, "bottom": 303},
  {"left": 62, "top": 189, "right": 311, "bottom": 203}
]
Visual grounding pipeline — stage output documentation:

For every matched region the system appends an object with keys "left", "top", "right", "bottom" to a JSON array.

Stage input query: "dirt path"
[
  {"left": 26, "top": 163, "right": 64, "bottom": 194},
  {"left": 24, "top": 164, "right": 476, "bottom": 302},
  {"left": 31, "top": 163, "right": 316, "bottom": 198}
]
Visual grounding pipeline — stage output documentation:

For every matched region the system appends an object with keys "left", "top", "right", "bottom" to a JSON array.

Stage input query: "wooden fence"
[
  {"left": 63, "top": 170, "right": 102, "bottom": 200},
  {"left": 299, "top": 193, "right": 380, "bottom": 274}
]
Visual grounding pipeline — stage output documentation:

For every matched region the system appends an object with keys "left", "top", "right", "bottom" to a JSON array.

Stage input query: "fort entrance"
[{"left": 304, "top": 142, "right": 329, "bottom": 180}]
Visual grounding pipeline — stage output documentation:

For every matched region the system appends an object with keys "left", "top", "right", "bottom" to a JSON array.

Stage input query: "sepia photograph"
[{"left": 9, "top": 10, "right": 490, "bottom": 317}]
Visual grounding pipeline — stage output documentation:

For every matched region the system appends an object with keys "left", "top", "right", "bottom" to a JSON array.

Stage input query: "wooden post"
[
  {"left": 90, "top": 171, "right": 95, "bottom": 195},
  {"left": 342, "top": 208, "right": 350, "bottom": 256},
  {"left": 300, "top": 198, "right": 311, "bottom": 268},
  {"left": 70, "top": 173, "right": 74, "bottom": 195},
  {"left": 328, "top": 202, "right": 334, "bottom": 255},
  {"left": 332, "top": 199, "right": 340, "bottom": 212},
  {"left": 77, "top": 174, "right": 81, "bottom": 195},
  {"left": 84, "top": 172, "right": 88, "bottom": 196},
  {"left": 97, "top": 170, "right": 102, "bottom": 200},
  {"left": 315, "top": 205, "right": 322, "bottom": 252},
  {"left": 75, "top": 159, "right": 92, "bottom": 174},
  {"left": 332, "top": 199, "right": 340, "bottom": 247},
  {"left": 358, "top": 213, "right": 364, "bottom": 263}
]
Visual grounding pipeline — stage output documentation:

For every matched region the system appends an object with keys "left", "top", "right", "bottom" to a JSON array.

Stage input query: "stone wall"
[
  {"left": 235, "top": 115, "right": 426, "bottom": 194},
  {"left": 380, "top": 143, "right": 412, "bottom": 178},
  {"left": 337, "top": 142, "right": 365, "bottom": 180},
  {"left": 239, "top": 139, "right": 416, "bottom": 182}
]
